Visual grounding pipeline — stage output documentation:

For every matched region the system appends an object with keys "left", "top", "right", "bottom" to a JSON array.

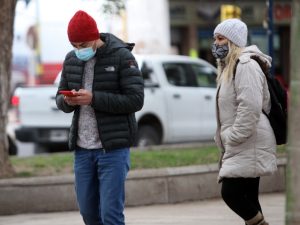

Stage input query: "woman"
[{"left": 212, "top": 18, "right": 277, "bottom": 225}]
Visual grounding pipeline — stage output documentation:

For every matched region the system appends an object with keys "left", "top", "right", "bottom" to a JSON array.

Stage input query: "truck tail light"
[
  {"left": 10, "top": 95, "right": 20, "bottom": 124},
  {"left": 11, "top": 95, "right": 20, "bottom": 107}
]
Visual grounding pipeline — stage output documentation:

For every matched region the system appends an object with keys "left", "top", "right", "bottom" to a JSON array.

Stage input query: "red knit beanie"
[{"left": 67, "top": 10, "right": 99, "bottom": 42}]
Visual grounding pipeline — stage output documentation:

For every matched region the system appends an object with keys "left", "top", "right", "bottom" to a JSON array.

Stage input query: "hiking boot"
[{"left": 245, "top": 212, "right": 269, "bottom": 225}]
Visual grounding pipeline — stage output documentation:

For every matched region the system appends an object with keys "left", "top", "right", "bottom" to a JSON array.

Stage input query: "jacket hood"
[
  {"left": 240, "top": 45, "right": 272, "bottom": 68},
  {"left": 97, "top": 33, "right": 135, "bottom": 54},
  {"left": 66, "top": 33, "right": 134, "bottom": 59}
]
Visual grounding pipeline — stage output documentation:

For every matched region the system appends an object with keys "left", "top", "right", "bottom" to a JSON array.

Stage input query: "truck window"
[
  {"left": 191, "top": 64, "right": 217, "bottom": 88},
  {"left": 163, "top": 63, "right": 197, "bottom": 87}
]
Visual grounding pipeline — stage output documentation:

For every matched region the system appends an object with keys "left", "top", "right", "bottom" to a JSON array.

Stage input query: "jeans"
[
  {"left": 74, "top": 147, "right": 130, "bottom": 225},
  {"left": 221, "top": 177, "right": 261, "bottom": 221}
]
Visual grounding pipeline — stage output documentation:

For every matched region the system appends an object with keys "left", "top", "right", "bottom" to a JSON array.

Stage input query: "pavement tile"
[{"left": 0, "top": 193, "right": 284, "bottom": 225}]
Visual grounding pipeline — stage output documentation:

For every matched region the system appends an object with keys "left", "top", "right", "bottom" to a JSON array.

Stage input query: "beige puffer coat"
[{"left": 215, "top": 45, "right": 277, "bottom": 180}]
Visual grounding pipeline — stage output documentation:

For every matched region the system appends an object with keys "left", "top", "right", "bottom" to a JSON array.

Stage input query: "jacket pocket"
[{"left": 220, "top": 128, "right": 231, "bottom": 146}]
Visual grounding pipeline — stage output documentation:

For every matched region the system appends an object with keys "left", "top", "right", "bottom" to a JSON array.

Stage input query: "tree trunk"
[
  {"left": 0, "top": 0, "right": 17, "bottom": 178},
  {"left": 286, "top": 0, "right": 300, "bottom": 224}
]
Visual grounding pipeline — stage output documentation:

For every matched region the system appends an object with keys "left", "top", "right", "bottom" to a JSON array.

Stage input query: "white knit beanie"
[{"left": 214, "top": 18, "right": 248, "bottom": 47}]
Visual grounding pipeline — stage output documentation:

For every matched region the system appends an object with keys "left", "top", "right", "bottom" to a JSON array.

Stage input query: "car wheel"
[
  {"left": 8, "top": 135, "right": 17, "bottom": 155},
  {"left": 137, "top": 125, "right": 160, "bottom": 147}
]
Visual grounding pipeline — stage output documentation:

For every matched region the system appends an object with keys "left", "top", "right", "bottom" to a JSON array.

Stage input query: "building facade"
[{"left": 169, "top": 0, "right": 292, "bottom": 86}]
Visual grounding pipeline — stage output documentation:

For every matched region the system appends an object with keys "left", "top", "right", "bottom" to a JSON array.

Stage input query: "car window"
[
  {"left": 163, "top": 63, "right": 197, "bottom": 87},
  {"left": 191, "top": 64, "right": 217, "bottom": 88}
]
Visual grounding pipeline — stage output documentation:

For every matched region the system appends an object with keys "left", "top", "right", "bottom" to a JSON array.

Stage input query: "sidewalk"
[{"left": 0, "top": 192, "right": 285, "bottom": 225}]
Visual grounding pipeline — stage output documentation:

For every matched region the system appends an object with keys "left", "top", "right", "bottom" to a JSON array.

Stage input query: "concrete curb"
[{"left": 0, "top": 158, "right": 286, "bottom": 215}]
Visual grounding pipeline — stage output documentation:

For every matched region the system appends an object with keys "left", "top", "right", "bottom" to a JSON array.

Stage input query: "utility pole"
[{"left": 286, "top": 0, "right": 300, "bottom": 224}]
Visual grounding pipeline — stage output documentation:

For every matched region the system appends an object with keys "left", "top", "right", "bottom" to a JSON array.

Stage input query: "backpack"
[{"left": 233, "top": 55, "right": 288, "bottom": 145}]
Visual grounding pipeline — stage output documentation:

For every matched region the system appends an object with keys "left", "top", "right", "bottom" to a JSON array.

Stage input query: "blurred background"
[
  {"left": 2, "top": 1, "right": 299, "bottom": 222},
  {"left": 8, "top": 0, "right": 292, "bottom": 156},
  {"left": 12, "top": 0, "right": 291, "bottom": 89}
]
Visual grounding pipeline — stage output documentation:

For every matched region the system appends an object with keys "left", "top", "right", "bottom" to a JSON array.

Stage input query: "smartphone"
[{"left": 59, "top": 90, "right": 77, "bottom": 97}]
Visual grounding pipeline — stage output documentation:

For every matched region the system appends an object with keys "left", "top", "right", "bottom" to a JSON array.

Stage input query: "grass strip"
[{"left": 10, "top": 144, "right": 286, "bottom": 178}]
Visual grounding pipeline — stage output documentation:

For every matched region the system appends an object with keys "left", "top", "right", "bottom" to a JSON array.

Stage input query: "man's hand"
[{"left": 64, "top": 89, "right": 93, "bottom": 106}]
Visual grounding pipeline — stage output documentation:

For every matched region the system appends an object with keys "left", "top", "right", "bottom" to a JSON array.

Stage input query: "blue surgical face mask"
[
  {"left": 74, "top": 46, "right": 96, "bottom": 61},
  {"left": 211, "top": 43, "right": 229, "bottom": 59}
]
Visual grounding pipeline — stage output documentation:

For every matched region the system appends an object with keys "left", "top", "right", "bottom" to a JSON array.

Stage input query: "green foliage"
[
  {"left": 11, "top": 153, "right": 73, "bottom": 177},
  {"left": 10, "top": 146, "right": 219, "bottom": 177},
  {"left": 10, "top": 145, "right": 286, "bottom": 178},
  {"left": 131, "top": 147, "right": 219, "bottom": 169},
  {"left": 102, "top": 0, "right": 125, "bottom": 15}
]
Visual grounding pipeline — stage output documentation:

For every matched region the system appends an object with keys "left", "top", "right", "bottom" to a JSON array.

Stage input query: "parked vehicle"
[
  {"left": 13, "top": 55, "right": 217, "bottom": 152},
  {"left": 135, "top": 55, "right": 217, "bottom": 146},
  {"left": 7, "top": 134, "right": 17, "bottom": 155},
  {"left": 7, "top": 109, "right": 18, "bottom": 155},
  {"left": 6, "top": 122, "right": 18, "bottom": 155}
]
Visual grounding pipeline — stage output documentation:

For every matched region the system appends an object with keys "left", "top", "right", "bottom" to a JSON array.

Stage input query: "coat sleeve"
[
  {"left": 55, "top": 66, "right": 76, "bottom": 113},
  {"left": 91, "top": 49, "right": 144, "bottom": 114},
  {"left": 225, "top": 59, "right": 265, "bottom": 146}
]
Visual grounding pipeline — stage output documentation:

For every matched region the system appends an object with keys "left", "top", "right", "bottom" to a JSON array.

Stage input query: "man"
[{"left": 56, "top": 10, "right": 144, "bottom": 225}]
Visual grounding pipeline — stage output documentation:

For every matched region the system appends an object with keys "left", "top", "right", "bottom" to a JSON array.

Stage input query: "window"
[
  {"left": 163, "top": 63, "right": 197, "bottom": 87},
  {"left": 191, "top": 64, "right": 217, "bottom": 88}
]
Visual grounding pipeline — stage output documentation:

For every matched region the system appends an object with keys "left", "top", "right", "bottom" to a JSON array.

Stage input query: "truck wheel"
[
  {"left": 8, "top": 135, "right": 17, "bottom": 156},
  {"left": 137, "top": 125, "right": 160, "bottom": 147}
]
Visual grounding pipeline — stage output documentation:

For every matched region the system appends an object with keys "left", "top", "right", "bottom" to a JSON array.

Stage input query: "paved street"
[{"left": 0, "top": 192, "right": 285, "bottom": 225}]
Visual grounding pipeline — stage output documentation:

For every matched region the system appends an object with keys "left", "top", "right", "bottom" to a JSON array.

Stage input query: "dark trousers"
[{"left": 221, "top": 177, "right": 262, "bottom": 221}]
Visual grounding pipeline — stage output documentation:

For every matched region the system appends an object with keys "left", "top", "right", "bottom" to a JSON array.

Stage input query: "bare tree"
[
  {"left": 0, "top": 0, "right": 17, "bottom": 178},
  {"left": 286, "top": 0, "right": 300, "bottom": 224}
]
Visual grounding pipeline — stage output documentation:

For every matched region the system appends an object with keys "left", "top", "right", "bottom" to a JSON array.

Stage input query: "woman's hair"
[{"left": 216, "top": 41, "right": 243, "bottom": 83}]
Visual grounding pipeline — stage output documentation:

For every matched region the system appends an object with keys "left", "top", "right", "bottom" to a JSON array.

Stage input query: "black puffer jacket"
[{"left": 56, "top": 33, "right": 144, "bottom": 150}]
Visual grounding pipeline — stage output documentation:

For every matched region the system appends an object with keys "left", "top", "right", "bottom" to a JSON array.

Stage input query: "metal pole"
[
  {"left": 267, "top": 0, "right": 274, "bottom": 76},
  {"left": 286, "top": 1, "right": 300, "bottom": 224}
]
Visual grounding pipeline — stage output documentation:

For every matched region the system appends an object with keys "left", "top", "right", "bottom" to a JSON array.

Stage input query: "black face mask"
[{"left": 211, "top": 43, "right": 229, "bottom": 59}]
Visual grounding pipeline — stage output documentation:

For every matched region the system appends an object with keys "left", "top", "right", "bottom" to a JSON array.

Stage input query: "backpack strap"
[
  {"left": 232, "top": 55, "right": 269, "bottom": 115},
  {"left": 233, "top": 55, "right": 269, "bottom": 77},
  {"left": 233, "top": 59, "right": 240, "bottom": 81},
  {"left": 250, "top": 55, "right": 270, "bottom": 75}
]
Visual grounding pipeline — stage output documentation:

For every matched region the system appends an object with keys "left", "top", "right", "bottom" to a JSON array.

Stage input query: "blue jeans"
[{"left": 74, "top": 147, "right": 130, "bottom": 225}]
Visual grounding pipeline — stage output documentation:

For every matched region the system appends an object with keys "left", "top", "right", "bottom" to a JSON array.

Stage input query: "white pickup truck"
[{"left": 13, "top": 55, "right": 217, "bottom": 152}]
